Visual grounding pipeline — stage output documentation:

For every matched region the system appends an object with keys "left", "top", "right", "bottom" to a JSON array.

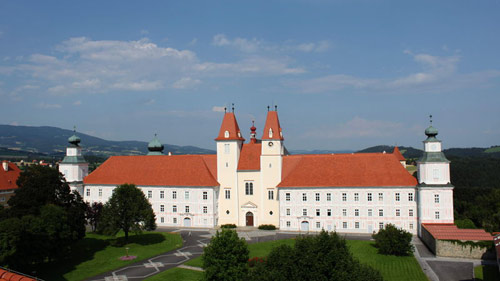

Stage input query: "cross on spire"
[
  {"left": 73, "top": 125, "right": 76, "bottom": 133},
  {"left": 232, "top": 103, "right": 235, "bottom": 112},
  {"left": 429, "top": 114, "right": 433, "bottom": 125}
]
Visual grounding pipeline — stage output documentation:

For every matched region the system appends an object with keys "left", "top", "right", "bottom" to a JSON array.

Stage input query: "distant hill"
[
  {"left": 0, "top": 124, "right": 215, "bottom": 158},
  {"left": 290, "top": 149, "right": 355, "bottom": 155},
  {"left": 357, "top": 145, "right": 500, "bottom": 159}
]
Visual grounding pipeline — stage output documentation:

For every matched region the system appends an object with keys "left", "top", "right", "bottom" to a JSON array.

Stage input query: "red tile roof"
[
  {"left": 262, "top": 111, "right": 284, "bottom": 140},
  {"left": 278, "top": 153, "right": 417, "bottom": 188},
  {"left": 238, "top": 143, "right": 261, "bottom": 171},
  {"left": 0, "top": 268, "right": 36, "bottom": 281},
  {"left": 215, "top": 112, "right": 245, "bottom": 141},
  {"left": 84, "top": 155, "right": 219, "bottom": 187},
  {"left": 392, "top": 146, "right": 406, "bottom": 161},
  {"left": 422, "top": 223, "right": 493, "bottom": 241},
  {"left": 0, "top": 162, "right": 21, "bottom": 191}
]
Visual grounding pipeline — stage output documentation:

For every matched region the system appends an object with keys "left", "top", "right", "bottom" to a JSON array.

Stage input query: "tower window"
[
  {"left": 269, "top": 128, "right": 273, "bottom": 138},
  {"left": 225, "top": 189, "right": 231, "bottom": 199},
  {"left": 224, "top": 144, "right": 230, "bottom": 154},
  {"left": 245, "top": 182, "right": 254, "bottom": 195},
  {"left": 434, "top": 194, "right": 440, "bottom": 203},
  {"left": 286, "top": 193, "right": 290, "bottom": 201},
  {"left": 224, "top": 130, "right": 229, "bottom": 138},
  {"left": 268, "top": 190, "right": 274, "bottom": 200}
]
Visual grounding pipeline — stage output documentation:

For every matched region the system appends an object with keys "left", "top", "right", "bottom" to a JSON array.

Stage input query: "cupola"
[
  {"left": 250, "top": 121, "right": 257, "bottom": 143},
  {"left": 68, "top": 127, "right": 81, "bottom": 146},
  {"left": 147, "top": 134, "right": 164, "bottom": 155}
]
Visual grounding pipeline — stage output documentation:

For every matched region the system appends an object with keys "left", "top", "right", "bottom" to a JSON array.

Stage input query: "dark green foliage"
[
  {"left": 450, "top": 157, "right": 500, "bottom": 189},
  {"left": 258, "top": 224, "right": 276, "bottom": 230},
  {"left": 455, "top": 218, "right": 477, "bottom": 229},
  {"left": 202, "top": 229, "right": 249, "bottom": 281},
  {"left": 98, "top": 184, "right": 156, "bottom": 243},
  {"left": 248, "top": 230, "right": 383, "bottom": 281},
  {"left": 86, "top": 201, "right": 104, "bottom": 232},
  {"left": 221, "top": 224, "right": 237, "bottom": 228},
  {"left": 372, "top": 224, "right": 414, "bottom": 256}
]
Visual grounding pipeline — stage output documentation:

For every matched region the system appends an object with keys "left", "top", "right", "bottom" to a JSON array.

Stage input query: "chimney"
[
  {"left": 168, "top": 152, "right": 172, "bottom": 156},
  {"left": 2, "top": 161, "right": 8, "bottom": 172}
]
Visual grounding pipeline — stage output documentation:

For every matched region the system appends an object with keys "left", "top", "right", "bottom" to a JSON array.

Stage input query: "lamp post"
[{"left": 125, "top": 247, "right": 130, "bottom": 258}]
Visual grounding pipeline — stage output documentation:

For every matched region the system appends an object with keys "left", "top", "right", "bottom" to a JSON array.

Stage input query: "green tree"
[
  {"left": 98, "top": 183, "right": 156, "bottom": 242},
  {"left": 86, "top": 201, "right": 104, "bottom": 232},
  {"left": 202, "top": 229, "right": 249, "bottom": 281},
  {"left": 372, "top": 223, "right": 414, "bottom": 256}
]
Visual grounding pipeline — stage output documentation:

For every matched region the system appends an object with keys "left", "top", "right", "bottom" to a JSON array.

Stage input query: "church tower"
[
  {"left": 260, "top": 106, "right": 284, "bottom": 226},
  {"left": 417, "top": 117, "right": 454, "bottom": 235},
  {"left": 59, "top": 127, "right": 89, "bottom": 196},
  {"left": 215, "top": 107, "right": 245, "bottom": 225}
]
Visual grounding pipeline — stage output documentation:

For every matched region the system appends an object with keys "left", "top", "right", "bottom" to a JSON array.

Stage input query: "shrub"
[
  {"left": 258, "top": 224, "right": 276, "bottom": 230},
  {"left": 221, "top": 224, "right": 237, "bottom": 229},
  {"left": 455, "top": 218, "right": 477, "bottom": 229},
  {"left": 372, "top": 223, "right": 414, "bottom": 256}
]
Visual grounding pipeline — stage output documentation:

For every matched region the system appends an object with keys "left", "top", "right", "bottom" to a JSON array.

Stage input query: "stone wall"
[
  {"left": 420, "top": 225, "right": 436, "bottom": 254},
  {"left": 435, "top": 240, "right": 495, "bottom": 259}
]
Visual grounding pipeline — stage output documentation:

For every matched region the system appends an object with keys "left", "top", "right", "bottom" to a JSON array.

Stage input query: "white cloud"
[
  {"left": 36, "top": 102, "right": 61, "bottom": 109},
  {"left": 212, "top": 106, "right": 226, "bottom": 112},
  {"left": 212, "top": 34, "right": 262, "bottom": 53},
  {"left": 111, "top": 80, "right": 163, "bottom": 91},
  {"left": 172, "top": 77, "right": 201, "bottom": 89}
]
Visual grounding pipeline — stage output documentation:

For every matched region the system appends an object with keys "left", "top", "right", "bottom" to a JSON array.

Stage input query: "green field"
[
  {"left": 474, "top": 265, "right": 500, "bottom": 281},
  {"left": 157, "top": 238, "right": 427, "bottom": 281},
  {"left": 37, "top": 231, "right": 182, "bottom": 281},
  {"left": 485, "top": 146, "right": 500, "bottom": 153},
  {"left": 145, "top": 267, "right": 203, "bottom": 281},
  {"left": 406, "top": 164, "right": 417, "bottom": 175}
]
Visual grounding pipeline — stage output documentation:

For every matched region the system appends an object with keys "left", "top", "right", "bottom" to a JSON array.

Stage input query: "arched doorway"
[
  {"left": 301, "top": 221, "right": 309, "bottom": 232},
  {"left": 183, "top": 217, "right": 191, "bottom": 227},
  {"left": 246, "top": 212, "right": 254, "bottom": 226}
]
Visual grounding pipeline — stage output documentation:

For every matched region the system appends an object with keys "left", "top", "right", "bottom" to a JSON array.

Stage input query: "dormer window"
[
  {"left": 237, "top": 132, "right": 241, "bottom": 138},
  {"left": 280, "top": 131, "right": 283, "bottom": 138},
  {"left": 224, "top": 130, "right": 229, "bottom": 138},
  {"left": 269, "top": 128, "right": 273, "bottom": 138}
]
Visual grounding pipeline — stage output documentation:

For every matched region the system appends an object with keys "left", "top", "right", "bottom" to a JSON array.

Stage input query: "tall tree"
[
  {"left": 86, "top": 201, "right": 104, "bottom": 232},
  {"left": 202, "top": 229, "right": 249, "bottom": 281},
  {"left": 99, "top": 183, "right": 156, "bottom": 242}
]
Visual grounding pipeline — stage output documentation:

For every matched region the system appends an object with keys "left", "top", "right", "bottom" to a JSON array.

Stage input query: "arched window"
[
  {"left": 224, "top": 130, "right": 229, "bottom": 138},
  {"left": 268, "top": 128, "right": 273, "bottom": 138}
]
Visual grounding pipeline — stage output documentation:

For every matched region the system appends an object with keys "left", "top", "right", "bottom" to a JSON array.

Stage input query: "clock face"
[{"left": 268, "top": 142, "right": 274, "bottom": 147}]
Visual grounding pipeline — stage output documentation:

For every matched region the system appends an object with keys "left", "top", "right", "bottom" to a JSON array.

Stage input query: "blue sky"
[{"left": 1, "top": 0, "right": 499, "bottom": 150}]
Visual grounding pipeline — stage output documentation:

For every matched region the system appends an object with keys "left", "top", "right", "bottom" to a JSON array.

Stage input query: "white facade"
[{"left": 59, "top": 136, "right": 88, "bottom": 195}]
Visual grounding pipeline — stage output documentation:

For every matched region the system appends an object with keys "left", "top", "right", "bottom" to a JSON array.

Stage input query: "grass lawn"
[
  {"left": 36, "top": 231, "right": 182, "bottom": 281},
  {"left": 144, "top": 267, "right": 203, "bottom": 281},
  {"left": 485, "top": 146, "right": 500, "bottom": 153},
  {"left": 474, "top": 265, "right": 500, "bottom": 281},
  {"left": 406, "top": 164, "right": 417, "bottom": 175}
]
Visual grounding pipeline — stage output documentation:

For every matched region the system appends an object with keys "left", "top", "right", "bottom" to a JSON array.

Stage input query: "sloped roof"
[
  {"left": 238, "top": 143, "right": 261, "bottom": 171},
  {"left": 215, "top": 112, "right": 245, "bottom": 141},
  {"left": 262, "top": 111, "right": 284, "bottom": 140},
  {"left": 0, "top": 268, "right": 36, "bottom": 281},
  {"left": 278, "top": 153, "right": 417, "bottom": 188},
  {"left": 422, "top": 223, "right": 493, "bottom": 241},
  {"left": 0, "top": 162, "right": 21, "bottom": 191},
  {"left": 84, "top": 155, "right": 219, "bottom": 187},
  {"left": 392, "top": 146, "right": 406, "bottom": 161}
]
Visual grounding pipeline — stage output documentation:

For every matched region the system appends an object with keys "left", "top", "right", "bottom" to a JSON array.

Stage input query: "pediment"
[{"left": 241, "top": 201, "right": 258, "bottom": 208}]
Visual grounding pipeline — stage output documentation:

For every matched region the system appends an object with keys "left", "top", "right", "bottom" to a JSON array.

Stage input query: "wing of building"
[
  {"left": 63, "top": 108, "right": 454, "bottom": 235},
  {"left": 0, "top": 161, "right": 21, "bottom": 207}
]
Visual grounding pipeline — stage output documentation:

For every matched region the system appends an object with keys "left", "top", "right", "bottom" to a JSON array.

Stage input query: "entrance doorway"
[
  {"left": 246, "top": 212, "right": 254, "bottom": 226},
  {"left": 183, "top": 217, "right": 191, "bottom": 227},
  {"left": 301, "top": 221, "right": 309, "bottom": 232}
]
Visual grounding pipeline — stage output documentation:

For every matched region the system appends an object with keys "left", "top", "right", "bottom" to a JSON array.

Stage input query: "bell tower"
[{"left": 59, "top": 127, "right": 89, "bottom": 196}]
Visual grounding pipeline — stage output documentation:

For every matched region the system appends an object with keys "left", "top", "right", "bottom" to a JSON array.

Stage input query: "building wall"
[
  {"left": 279, "top": 187, "right": 418, "bottom": 234},
  {"left": 417, "top": 187, "right": 454, "bottom": 235},
  {"left": 216, "top": 140, "right": 242, "bottom": 225},
  {"left": 84, "top": 184, "right": 218, "bottom": 228},
  {"left": 0, "top": 190, "right": 15, "bottom": 207}
]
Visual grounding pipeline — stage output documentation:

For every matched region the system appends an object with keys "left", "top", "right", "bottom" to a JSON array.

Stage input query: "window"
[
  {"left": 173, "top": 205, "right": 177, "bottom": 213},
  {"left": 315, "top": 193, "right": 320, "bottom": 201},
  {"left": 286, "top": 208, "right": 290, "bottom": 216},
  {"left": 185, "top": 191, "right": 189, "bottom": 200},
  {"left": 161, "top": 217, "right": 164, "bottom": 223},
  {"left": 435, "top": 211, "right": 440, "bottom": 219},
  {"left": 316, "top": 209, "right": 320, "bottom": 216},
  {"left": 173, "top": 218, "right": 177, "bottom": 224},
  {"left": 225, "top": 189, "right": 231, "bottom": 199},
  {"left": 355, "top": 222, "right": 360, "bottom": 229},
  {"left": 378, "top": 193, "right": 384, "bottom": 201},
  {"left": 286, "top": 193, "right": 290, "bottom": 201},
  {"left": 343, "top": 222, "right": 347, "bottom": 229},
  {"left": 224, "top": 143, "right": 230, "bottom": 154},
  {"left": 203, "top": 191, "right": 208, "bottom": 200},
  {"left": 185, "top": 206, "right": 190, "bottom": 213},
  {"left": 86, "top": 189, "right": 90, "bottom": 196},
  {"left": 379, "top": 209, "right": 384, "bottom": 217},
  {"left": 327, "top": 209, "right": 332, "bottom": 216},
  {"left": 268, "top": 190, "right": 274, "bottom": 200},
  {"left": 160, "top": 191, "right": 164, "bottom": 199},
  {"left": 355, "top": 209, "right": 359, "bottom": 217},
  {"left": 302, "top": 193, "right": 307, "bottom": 201},
  {"left": 409, "top": 209, "right": 414, "bottom": 217},
  {"left": 148, "top": 190, "right": 152, "bottom": 199},
  {"left": 434, "top": 194, "right": 440, "bottom": 203},
  {"left": 172, "top": 191, "right": 177, "bottom": 199},
  {"left": 433, "top": 168, "right": 440, "bottom": 180},
  {"left": 409, "top": 223, "right": 414, "bottom": 230},
  {"left": 408, "top": 193, "right": 414, "bottom": 201},
  {"left": 286, "top": 221, "right": 291, "bottom": 227},
  {"left": 342, "top": 193, "right": 347, "bottom": 201},
  {"left": 367, "top": 193, "right": 372, "bottom": 201},
  {"left": 203, "top": 206, "right": 208, "bottom": 214},
  {"left": 327, "top": 193, "right": 331, "bottom": 201},
  {"left": 395, "top": 193, "right": 400, "bottom": 202},
  {"left": 342, "top": 209, "right": 347, "bottom": 216},
  {"left": 245, "top": 182, "right": 254, "bottom": 195},
  {"left": 379, "top": 222, "right": 384, "bottom": 229},
  {"left": 316, "top": 222, "right": 321, "bottom": 229},
  {"left": 396, "top": 209, "right": 400, "bottom": 217},
  {"left": 302, "top": 209, "right": 307, "bottom": 216},
  {"left": 354, "top": 193, "right": 359, "bottom": 201},
  {"left": 98, "top": 188, "right": 102, "bottom": 197},
  {"left": 160, "top": 205, "right": 164, "bottom": 212},
  {"left": 368, "top": 209, "right": 373, "bottom": 217}
]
